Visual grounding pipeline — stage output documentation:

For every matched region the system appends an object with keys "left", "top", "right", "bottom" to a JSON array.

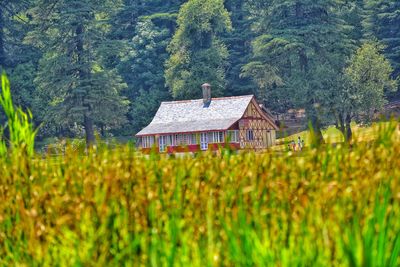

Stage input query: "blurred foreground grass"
[{"left": 1, "top": 124, "right": 400, "bottom": 266}]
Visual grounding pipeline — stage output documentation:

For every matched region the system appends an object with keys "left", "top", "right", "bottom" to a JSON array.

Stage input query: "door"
[{"left": 200, "top": 133, "right": 208, "bottom": 150}]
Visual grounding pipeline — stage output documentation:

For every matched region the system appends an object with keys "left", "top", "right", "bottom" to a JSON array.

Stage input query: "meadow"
[{"left": 1, "top": 74, "right": 400, "bottom": 266}]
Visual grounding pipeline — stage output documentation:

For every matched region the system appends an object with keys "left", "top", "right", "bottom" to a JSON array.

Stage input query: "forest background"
[{"left": 0, "top": 0, "right": 399, "bottom": 144}]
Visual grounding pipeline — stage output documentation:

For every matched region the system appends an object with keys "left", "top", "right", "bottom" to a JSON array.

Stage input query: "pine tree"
[
  {"left": 110, "top": 0, "right": 184, "bottom": 43},
  {"left": 223, "top": 0, "right": 256, "bottom": 96},
  {"left": 0, "top": 1, "right": 34, "bottom": 69},
  {"left": 108, "top": 0, "right": 184, "bottom": 135},
  {"left": 120, "top": 19, "right": 172, "bottom": 134},
  {"left": 245, "top": 0, "right": 354, "bottom": 142},
  {"left": 165, "top": 0, "right": 232, "bottom": 99},
  {"left": 364, "top": 0, "right": 400, "bottom": 95},
  {"left": 0, "top": 0, "right": 40, "bottom": 127},
  {"left": 27, "top": 0, "right": 128, "bottom": 145},
  {"left": 0, "top": 5, "right": 4, "bottom": 69}
]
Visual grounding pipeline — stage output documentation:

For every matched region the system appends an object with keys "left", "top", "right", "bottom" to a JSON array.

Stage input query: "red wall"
[{"left": 141, "top": 143, "right": 241, "bottom": 154}]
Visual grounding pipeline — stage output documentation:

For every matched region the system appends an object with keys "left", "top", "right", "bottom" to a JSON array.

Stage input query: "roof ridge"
[{"left": 161, "top": 95, "right": 254, "bottom": 104}]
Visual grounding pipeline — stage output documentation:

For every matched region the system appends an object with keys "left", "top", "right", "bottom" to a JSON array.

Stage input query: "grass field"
[
  {"left": 0, "top": 125, "right": 400, "bottom": 266},
  {"left": 1, "top": 74, "right": 400, "bottom": 266}
]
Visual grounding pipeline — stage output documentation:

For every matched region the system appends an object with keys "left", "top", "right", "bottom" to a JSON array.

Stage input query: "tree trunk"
[
  {"left": 309, "top": 114, "right": 324, "bottom": 146},
  {"left": 336, "top": 113, "right": 349, "bottom": 142},
  {"left": 345, "top": 114, "right": 352, "bottom": 142},
  {"left": 84, "top": 114, "right": 95, "bottom": 147},
  {"left": 0, "top": 6, "right": 5, "bottom": 68},
  {"left": 336, "top": 113, "right": 353, "bottom": 143},
  {"left": 100, "top": 124, "right": 105, "bottom": 137},
  {"left": 299, "top": 48, "right": 308, "bottom": 73},
  {"left": 76, "top": 23, "right": 95, "bottom": 148}
]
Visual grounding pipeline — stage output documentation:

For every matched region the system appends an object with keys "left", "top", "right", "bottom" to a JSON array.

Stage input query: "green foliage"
[
  {"left": 222, "top": 0, "right": 256, "bottom": 96},
  {"left": 0, "top": 73, "right": 37, "bottom": 156},
  {"left": 119, "top": 19, "right": 172, "bottom": 134},
  {"left": 344, "top": 42, "right": 397, "bottom": 118},
  {"left": 343, "top": 185, "right": 400, "bottom": 267},
  {"left": 109, "top": 1, "right": 184, "bottom": 135},
  {"left": 329, "top": 42, "right": 398, "bottom": 141},
  {"left": 26, "top": 0, "right": 128, "bottom": 143},
  {"left": 0, "top": 1, "right": 40, "bottom": 128},
  {"left": 109, "top": 0, "right": 184, "bottom": 47},
  {"left": 165, "top": 0, "right": 232, "bottom": 99},
  {"left": 244, "top": 0, "right": 355, "bottom": 134},
  {"left": 363, "top": 0, "right": 400, "bottom": 90}
]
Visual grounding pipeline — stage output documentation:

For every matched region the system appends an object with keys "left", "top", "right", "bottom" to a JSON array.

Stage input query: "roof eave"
[{"left": 250, "top": 97, "right": 279, "bottom": 130}]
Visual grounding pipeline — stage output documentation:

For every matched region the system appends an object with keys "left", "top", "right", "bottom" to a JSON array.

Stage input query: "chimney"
[{"left": 202, "top": 83, "right": 211, "bottom": 106}]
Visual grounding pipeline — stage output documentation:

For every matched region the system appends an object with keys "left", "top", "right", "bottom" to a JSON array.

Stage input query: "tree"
[
  {"left": 0, "top": 1, "right": 36, "bottom": 69},
  {"left": 109, "top": 0, "right": 184, "bottom": 58},
  {"left": 363, "top": 0, "right": 400, "bottom": 95},
  {"left": 332, "top": 42, "right": 397, "bottom": 141},
  {"left": 0, "top": 0, "right": 41, "bottom": 127},
  {"left": 244, "top": 0, "right": 355, "bottom": 143},
  {"left": 223, "top": 0, "right": 256, "bottom": 96},
  {"left": 0, "top": 4, "right": 4, "bottom": 69},
  {"left": 119, "top": 19, "right": 172, "bottom": 134},
  {"left": 27, "top": 0, "right": 128, "bottom": 145},
  {"left": 108, "top": 0, "right": 184, "bottom": 135},
  {"left": 240, "top": 36, "right": 286, "bottom": 114},
  {"left": 165, "top": 0, "right": 232, "bottom": 100}
]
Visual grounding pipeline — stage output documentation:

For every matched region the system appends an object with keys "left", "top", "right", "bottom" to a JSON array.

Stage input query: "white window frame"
[
  {"left": 184, "top": 134, "right": 190, "bottom": 145},
  {"left": 174, "top": 134, "right": 182, "bottom": 146},
  {"left": 142, "top": 136, "right": 155, "bottom": 148},
  {"left": 213, "top": 132, "right": 218, "bottom": 143},
  {"left": 227, "top": 130, "right": 239, "bottom": 143},
  {"left": 208, "top": 131, "right": 225, "bottom": 143},
  {"left": 200, "top": 133, "right": 208, "bottom": 150},
  {"left": 190, "top": 134, "right": 197, "bottom": 145},
  {"left": 159, "top": 135, "right": 167, "bottom": 152}
]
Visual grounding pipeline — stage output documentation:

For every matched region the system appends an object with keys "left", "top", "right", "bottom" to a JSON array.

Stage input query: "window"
[
  {"left": 246, "top": 129, "right": 254, "bottom": 141},
  {"left": 227, "top": 130, "right": 239, "bottom": 143},
  {"left": 213, "top": 132, "right": 219, "bottom": 143},
  {"left": 167, "top": 135, "right": 173, "bottom": 146},
  {"left": 219, "top": 132, "right": 224, "bottom": 143},
  {"left": 180, "top": 134, "right": 185, "bottom": 145},
  {"left": 184, "top": 134, "right": 192, "bottom": 145},
  {"left": 159, "top": 135, "right": 167, "bottom": 152},
  {"left": 142, "top": 136, "right": 155, "bottom": 148},
  {"left": 208, "top": 131, "right": 225, "bottom": 143},
  {"left": 174, "top": 134, "right": 185, "bottom": 146},
  {"left": 171, "top": 134, "right": 198, "bottom": 146},
  {"left": 190, "top": 134, "right": 197, "bottom": 145},
  {"left": 200, "top": 133, "right": 208, "bottom": 150},
  {"left": 174, "top": 134, "right": 179, "bottom": 146},
  {"left": 207, "top": 132, "right": 213, "bottom": 143}
]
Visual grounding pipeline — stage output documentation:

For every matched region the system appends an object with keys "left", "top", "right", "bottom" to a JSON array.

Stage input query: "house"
[{"left": 136, "top": 83, "right": 279, "bottom": 153}]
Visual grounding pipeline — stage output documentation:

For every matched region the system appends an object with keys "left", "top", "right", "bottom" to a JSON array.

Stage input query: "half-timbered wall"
[{"left": 239, "top": 101, "right": 276, "bottom": 149}]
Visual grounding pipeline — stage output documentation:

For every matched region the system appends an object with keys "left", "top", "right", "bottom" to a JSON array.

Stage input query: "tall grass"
[
  {"left": 0, "top": 73, "right": 399, "bottom": 266},
  {"left": 0, "top": 72, "right": 37, "bottom": 156}
]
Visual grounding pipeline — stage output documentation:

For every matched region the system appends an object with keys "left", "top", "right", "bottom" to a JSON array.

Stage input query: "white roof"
[{"left": 136, "top": 95, "right": 255, "bottom": 136}]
